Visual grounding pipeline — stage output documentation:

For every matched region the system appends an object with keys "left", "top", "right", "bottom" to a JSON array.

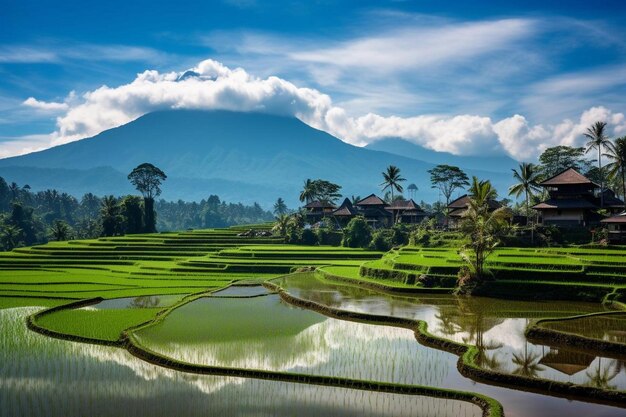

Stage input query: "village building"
[
  {"left": 532, "top": 168, "right": 623, "bottom": 227},
  {"left": 445, "top": 194, "right": 502, "bottom": 229},
  {"left": 387, "top": 199, "right": 428, "bottom": 224},
  {"left": 304, "top": 194, "right": 428, "bottom": 228},
  {"left": 601, "top": 212, "right": 626, "bottom": 242},
  {"left": 303, "top": 200, "right": 336, "bottom": 224}
]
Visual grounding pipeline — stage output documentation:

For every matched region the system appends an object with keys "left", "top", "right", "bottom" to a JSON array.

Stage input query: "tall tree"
[
  {"left": 584, "top": 121, "right": 611, "bottom": 207},
  {"left": 299, "top": 179, "right": 342, "bottom": 205},
  {"left": 120, "top": 195, "right": 145, "bottom": 234},
  {"left": 538, "top": 146, "right": 591, "bottom": 178},
  {"left": 128, "top": 163, "right": 167, "bottom": 233},
  {"left": 604, "top": 136, "right": 626, "bottom": 208},
  {"left": 100, "top": 196, "right": 123, "bottom": 237},
  {"left": 458, "top": 177, "right": 510, "bottom": 291},
  {"left": 49, "top": 220, "right": 72, "bottom": 241},
  {"left": 0, "top": 223, "right": 23, "bottom": 251},
  {"left": 273, "top": 198, "right": 288, "bottom": 217},
  {"left": 428, "top": 165, "right": 470, "bottom": 223},
  {"left": 299, "top": 179, "right": 317, "bottom": 204},
  {"left": 380, "top": 165, "right": 406, "bottom": 200},
  {"left": 508, "top": 162, "right": 541, "bottom": 238}
]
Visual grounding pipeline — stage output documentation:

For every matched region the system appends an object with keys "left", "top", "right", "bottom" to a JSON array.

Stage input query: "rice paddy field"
[{"left": 1, "top": 225, "right": 626, "bottom": 416}]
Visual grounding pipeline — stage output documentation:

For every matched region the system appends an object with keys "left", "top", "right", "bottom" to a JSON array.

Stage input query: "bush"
[
  {"left": 300, "top": 228, "right": 318, "bottom": 245},
  {"left": 370, "top": 229, "right": 394, "bottom": 251},
  {"left": 342, "top": 216, "right": 372, "bottom": 248},
  {"left": 315, "top": 228, "right": 342, "bottom": 246}
]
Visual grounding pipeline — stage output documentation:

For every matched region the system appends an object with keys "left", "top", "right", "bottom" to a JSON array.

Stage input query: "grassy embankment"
[
  {"left": 0, "top": 224, "right": 381, "bottom": 341},
  {"left": 319, "top": 246, "right": 626, "bottom": 303}
]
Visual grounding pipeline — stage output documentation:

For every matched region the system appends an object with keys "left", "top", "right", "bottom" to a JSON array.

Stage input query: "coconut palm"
[
  {"left": 509, "top": 162, "right": 541, "bottom": 241},
  {"left": 380, "top": 165, "right": 406, "bottom": 200},
  {"left": 299, "top": 179, "right": 317, "bottom": 204},
  {"left": 272, "top": 214, "right": 290, "bottom": 237},
  {"left": 604, "top": 136, "right": 626, "bottom": 208},
  {"left": 49, "top": 220, "right": 72, "bottom": 241},
  {"left": 584, "top": 121, "right": 612, "bottom": 207},
  {"left": 0, "top": 224, "right": 23, "bottom": 251},
  {"left": 273, "top": 198, "right": 288, "bottom": 217},
  {"left": 459, "top": 177, "right": 511, "bottom": 288}
]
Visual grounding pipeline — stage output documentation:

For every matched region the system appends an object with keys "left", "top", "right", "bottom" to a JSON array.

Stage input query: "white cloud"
[
  {"left": 0, "top": 44, "right": 167, "bottom": 64},
  {"left": 11, "top": 59, "right": 626, "bottom": 161},
  {"left": 22, "top": 97, "right": 69, "bottom": 112},
  {"left": 290, "top": 19, "right": 535, "bottom": 74}
]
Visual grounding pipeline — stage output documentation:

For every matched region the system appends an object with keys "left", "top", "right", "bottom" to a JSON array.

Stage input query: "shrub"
[
  {"left": 342, "top": 216, "right": 372, "bottom": 248},
  {"left": 370, "top": 229, "right": 394, "bottom": 251},
  {"left": 315, "top": 228, "right": 342, "bottom": 246},
  {"left": 300, "top": 228, "right": 318, "bottom": 245}
]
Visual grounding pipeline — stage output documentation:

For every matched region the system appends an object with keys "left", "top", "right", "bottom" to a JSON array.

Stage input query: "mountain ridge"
[{"left": 0, "top": 110, "right": 513, "bottom": 207}]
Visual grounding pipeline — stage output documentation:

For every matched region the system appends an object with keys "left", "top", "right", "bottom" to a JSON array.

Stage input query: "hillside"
[{"left": 0, "top": 110, "right": 512, "bottom": 207}]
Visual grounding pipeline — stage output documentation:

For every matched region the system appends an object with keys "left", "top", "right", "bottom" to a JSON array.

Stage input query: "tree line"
[{"left": 0, "top": 163, "right": 272, "bottom": 251}]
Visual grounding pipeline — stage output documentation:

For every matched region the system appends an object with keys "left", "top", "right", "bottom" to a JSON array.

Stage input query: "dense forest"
[{"left": 0, "top": 176, "right": 273, "bottom": 250}]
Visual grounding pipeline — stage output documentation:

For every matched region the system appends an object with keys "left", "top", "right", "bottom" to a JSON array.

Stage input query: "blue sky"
[{"left": 2, "top": 0, "right": 626, "bottom": 160}]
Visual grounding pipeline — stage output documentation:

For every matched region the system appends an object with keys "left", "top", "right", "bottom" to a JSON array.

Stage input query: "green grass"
[{"left": 35, "top": 307, "right": 164, "bottom": 341}]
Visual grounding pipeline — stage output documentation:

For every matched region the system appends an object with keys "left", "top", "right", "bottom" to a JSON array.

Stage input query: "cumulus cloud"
[
  {"left": 14, "top": 59, "right": 626, "bottom": 161},
  {"left": 22, "top": 97, "right": 69, "bottom": 112}
]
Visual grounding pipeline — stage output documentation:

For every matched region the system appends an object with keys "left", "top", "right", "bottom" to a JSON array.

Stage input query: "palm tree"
[
  {"left": 584, "top": 121, "right": 612, "bottom": 207},
  {"left": 299, "top": 179, "right": 317, "bottom": 204},
  {"left": 458, "top": 177, "right": 511, "bottom": 289},
  {"left": 100, "top": 195, "right": 122, "bottom": 237},
  {"left": 380, "top": 165, "right": 406, "bottom": 200},
  {"left": 49, "top": 220, "right": 72, "bottom": 241},
  {"left": 273, "top": 198, "right": 288, "bottom": 217},
  {"left": 0, "top": 224, "right": 23, "bottom": 251},
  {"left": 509, "top": 162, "right": 541, "bottom": 242},
  {"left": 604, "top": 136, "right": 626, "bottom": 208},
  {"left": 272, "top": 214, "right": 290, "bottom": 237}
]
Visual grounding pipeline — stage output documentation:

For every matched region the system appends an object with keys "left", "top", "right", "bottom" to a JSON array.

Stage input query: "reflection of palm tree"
[
  {"left": 435, "top": 312, "right": 459, "bottom": 336},
  {"left": 512, "top": 347, "right": 545, "bottom": 378},
  {"left": 585, "top": 358, "right": 619, "bottom": 390}
]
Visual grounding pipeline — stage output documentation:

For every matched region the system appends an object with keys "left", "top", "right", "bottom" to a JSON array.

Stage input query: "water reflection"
[
  {"left": 0, "top": 306, "right": 481, "bottom": 417},
  {"left": 276, "top": 273, "right": 626, "bottom": 390}
]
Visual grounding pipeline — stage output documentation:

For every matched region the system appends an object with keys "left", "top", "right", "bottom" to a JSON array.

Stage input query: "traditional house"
[
  {"left": 354, "top": 194, "right": 392, "bottom": 228},
  {"left": 331, "top": 198, "right": 358, "bottom": 227},
  {"left": 601, "top": 212, "right": 626, "bottom": 242},
  {"left": 387, "top": 199, "right": 428, "bottom": 224},
  {"left": 303, "top": 200, "right": 336, "bottom": 224},
  {"left": 446, "top": 194, "right": 502, "bottom": 229},
  {"left": 532, "top": 168, "right": 623, "bottom": 227}
]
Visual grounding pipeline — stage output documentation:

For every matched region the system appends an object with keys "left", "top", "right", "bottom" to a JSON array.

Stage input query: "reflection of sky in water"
[
  {"left": 0, "top": 307, "right": 481, "bottom": 417},
  {"left": 135, "top": 295, "right": 453, "bottom": 387},
  {"left": 277, "top": 274, "right": 626, "bottom": 389}
]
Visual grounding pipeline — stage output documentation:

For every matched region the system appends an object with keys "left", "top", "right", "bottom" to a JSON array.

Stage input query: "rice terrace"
[{"left": 4, "top": 1, "right": 626, "bottom": 416}]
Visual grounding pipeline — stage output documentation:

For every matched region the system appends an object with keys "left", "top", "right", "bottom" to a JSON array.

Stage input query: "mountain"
[
  {"left": 0, "top": 110, "right": 513, "bottom": 207},
  {"left": 366, "top": 138, "right": 519, "bottom": 173}
]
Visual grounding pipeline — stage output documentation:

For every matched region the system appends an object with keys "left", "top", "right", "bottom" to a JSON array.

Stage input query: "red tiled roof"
[
  {"left": 355, "top": 194, "right": 387, "bottom": 206},
  {"left": 539, "top": 168, "right": 597, "bottom": 186}
]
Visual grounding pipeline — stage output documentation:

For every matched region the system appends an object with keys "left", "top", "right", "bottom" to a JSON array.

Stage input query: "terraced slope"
[{"left": 318, "top": 246, "right": 626, "bottom": 302}]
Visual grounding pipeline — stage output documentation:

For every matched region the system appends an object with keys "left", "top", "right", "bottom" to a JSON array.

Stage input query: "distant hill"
[
  {"left": 366, "top": 138, "right": 519, "bottom": 173},
  {"left": 0, "top": 110, "right": 513, "bottom": 207}
]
